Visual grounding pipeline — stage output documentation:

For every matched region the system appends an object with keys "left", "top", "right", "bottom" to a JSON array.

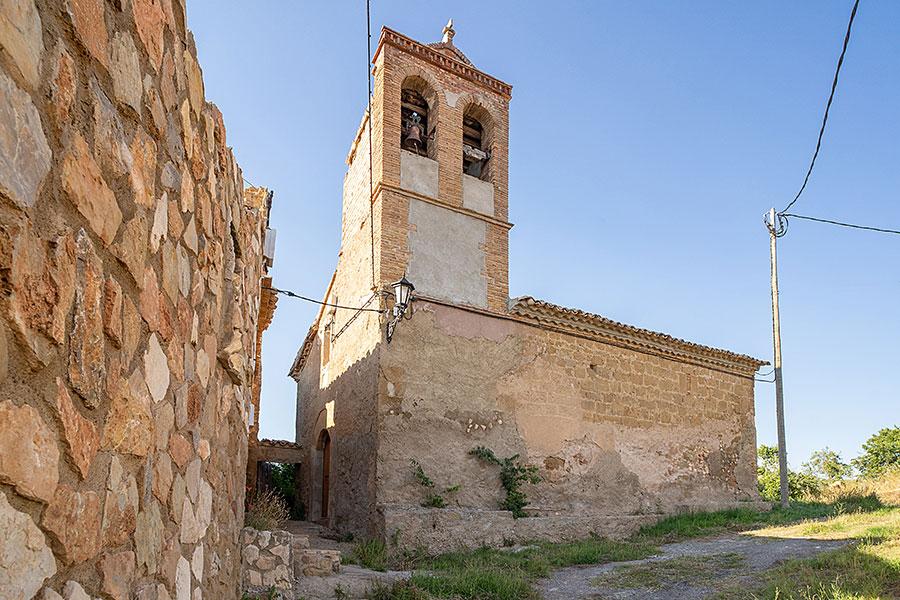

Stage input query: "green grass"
[
  {"left": 637, "top": 493, "right": 884, "bottom": 544},
  {"left": 346, "top": 539, "right": 389, "bottom": 572},
  {"left": 364, "top": 493, "right": 895, "bottom": 599},
  {"left": 742, "top": 540, "right": 900, "bottom": 599},
  {"left": 718, "top": 507, "right": 900, "bottom": 600},
  {"left": 592, "top": 553, "right": 745, "bottom": 590},
  {"left": 749, "top": 507, "right": 900, "bottom": 541},
  {"left": 419, "top": 535, "right": 656, "bottom": 578},
  {"left": 365, "top": 536, "right": 657, "bottom": 599}
]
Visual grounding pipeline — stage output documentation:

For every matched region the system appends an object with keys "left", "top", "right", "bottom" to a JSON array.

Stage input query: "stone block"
[
  {"left": 295, "top": 549, "right": 341, "bottom": 577},
  {"left": 42, "top": 484, "right": 102, "bottom": 565},
  {"left": 0, "top": 0, "right": 43, "bottom": 87},
  {"left": 68, "top": 230, "right": 106, "bottom": 408},
  {"left": 0, "top": 401, "right": 59, "bottom": 502},
  {"left": 0, "top": 490, "right": 56, "bottom": 598},
  {"left": 61, "top": 134, "right": 122, "bottom": 246},
  {"left": 52, "top": 379, "right": 99, "bottom": 479},
  {"left": 0, "top": 68, "right": 51, "bottom": 210}
]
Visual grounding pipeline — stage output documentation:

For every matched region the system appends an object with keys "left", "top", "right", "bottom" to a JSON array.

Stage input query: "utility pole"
[{"left": 766, "top": 208, "right": 789, "bottom": 508}]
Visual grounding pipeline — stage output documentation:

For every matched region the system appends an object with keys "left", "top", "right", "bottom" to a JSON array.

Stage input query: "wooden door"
[{"left": 321, "top": 432, "right": 331, "bottom": 518}]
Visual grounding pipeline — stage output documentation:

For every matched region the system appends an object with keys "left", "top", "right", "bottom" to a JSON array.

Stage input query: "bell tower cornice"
[{"left": 373, "top": 27, "right": 513, "bottom": 99}]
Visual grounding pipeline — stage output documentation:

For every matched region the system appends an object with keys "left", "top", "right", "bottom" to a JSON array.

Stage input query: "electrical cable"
[
  {"left": 780, "top": 0, "right": 860, "bottom": 215},
  {"left": 783, "top": 213, "right": 900, "bottom": 236},
  {"left": 263, "top": 286, "right": 385, "bottom": 313},
  {"left": 366, "top": 0, "right": 377, "bottom": 289}
]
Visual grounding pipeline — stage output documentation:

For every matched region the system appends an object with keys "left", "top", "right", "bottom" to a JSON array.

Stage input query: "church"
[{"left": 289, "top": 22, "right": 767, "bottom": 553}]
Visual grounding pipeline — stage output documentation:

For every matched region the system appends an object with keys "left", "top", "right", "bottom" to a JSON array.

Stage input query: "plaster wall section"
[
  {"left": 0, "top": 0, "right": 272, "bottom": 597},
  {"left": 407, "top": 199, "right": 488, "bottom": 308},
  {"left": 462, "top": 174, "right": 494, "bottom": 216},
  {"left": 399, "top": 150, "right": 438, "bottom": 198},
  {"left": 293, "top": 327, "right": 381, "bottom": 540},
  {"left": 376, "top": 302, "right": 762, "bottom": 521}
]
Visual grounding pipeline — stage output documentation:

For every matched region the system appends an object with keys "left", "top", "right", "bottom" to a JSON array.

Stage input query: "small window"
[
  {"left": 463, "top": 113, "right": 490, "bottom": 180},
  {"left": 401, "top": 89, "right": 430, "bottom": 157}
]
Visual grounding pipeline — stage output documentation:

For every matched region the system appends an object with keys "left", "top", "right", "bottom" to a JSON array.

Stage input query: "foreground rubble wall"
[{"left": 0, "top": 0, "right": 270, "bottom": 597}]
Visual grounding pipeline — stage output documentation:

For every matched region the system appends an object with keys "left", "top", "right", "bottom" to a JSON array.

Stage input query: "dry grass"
[
  {"left": 821, "top": 470, "right": 900, "bottom": 507},
  {"left": 244, "top": 488, "right": 289, "bottom": 531},
  {"left": 748, "top": 508, "right": 900, "bottom": 541}
]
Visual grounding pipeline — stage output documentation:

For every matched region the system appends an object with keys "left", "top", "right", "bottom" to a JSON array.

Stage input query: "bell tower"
[{"left": 346, "top": 21, "right": 513, "bottom": 312}]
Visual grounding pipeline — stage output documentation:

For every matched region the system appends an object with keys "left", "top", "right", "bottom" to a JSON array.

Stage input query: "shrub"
[
  {"left": 269, "top": 462, "right": 304, "bottom": 520},
  {"left": 757, "top": 445, "right": 822, "bottom": 501},
  {"left": 852, "top": 427, "right": 900, "bottom": 478},
  {"left": 245, "top": 488, "right": 289, "bottom": 531},
  {"left": 470, "top": 446, "right": 541, "bottom": 518},
  {"left": 803, "top": 447, "right": 852, "bottom": 482},
  {"left": 758, "top": 464, "right": 822, "bottom": 502}
]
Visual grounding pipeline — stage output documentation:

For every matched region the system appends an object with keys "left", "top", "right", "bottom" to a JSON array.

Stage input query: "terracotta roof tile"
[{"left": 509, "top": 296, "right": 767, "bottom": 376}]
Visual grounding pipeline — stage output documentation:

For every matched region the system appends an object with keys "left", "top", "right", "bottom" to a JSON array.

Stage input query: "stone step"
[
  {"left": 294, "top": 548, "right": 342, "bottom": 578},
  {"left": 293, "top": 565, "right": 412, "bottom": 599}
]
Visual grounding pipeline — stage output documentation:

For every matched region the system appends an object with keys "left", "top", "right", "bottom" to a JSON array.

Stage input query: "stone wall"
[
  {"left": 0, "top": 0, "right": 271, "bottom": 598},
  {"left": 240, "top": 528, "right": 293, "bottom": 592},
  {"left": 239, "top": 527, "right": 340, "bottom": 596},
  {"left": 377, "top": 301, "right": 758, "bottom": 533},
  {"left": 382, "top": 507, "right": 663, "bottom": 555},
  {"left": 291, "top": 111, "right": 383, "bottom": 538},
  {"left": 377, "top": 301, "right": 763, "bottom": 524}
]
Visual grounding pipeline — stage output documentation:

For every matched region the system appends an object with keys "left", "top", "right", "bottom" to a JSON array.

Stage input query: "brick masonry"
[{"left": 0, "top": 0, "right": 272, "bottom": 598}]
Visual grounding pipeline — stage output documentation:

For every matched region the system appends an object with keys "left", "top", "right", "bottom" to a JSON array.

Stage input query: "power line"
[
  {"left": 783, "top": 213, "right": 900, "bottom": 236},
  {"left": 366, "top": 0, "right": 376, "bottom": 289},
  {"left": 780, "top": 0, "right": 861, "bottom": 215},
  {"left": 263, "top": 286, "right": 385, "bottom": 313}
]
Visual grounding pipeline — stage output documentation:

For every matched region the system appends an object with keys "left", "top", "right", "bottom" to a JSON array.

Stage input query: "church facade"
[{"left": 289, "top": 23, "right": 766, "bottom": 552}]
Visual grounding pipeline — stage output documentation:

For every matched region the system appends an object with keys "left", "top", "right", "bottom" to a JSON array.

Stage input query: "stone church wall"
[
  {"left": 374, "top": 301, "right": 763, "bottom": 549},
  {"left": 0, "top": 0, "right": 270, "bottom": 598},
  {"left": 292, "top": 113, "right": 384, "bottom": 540}
]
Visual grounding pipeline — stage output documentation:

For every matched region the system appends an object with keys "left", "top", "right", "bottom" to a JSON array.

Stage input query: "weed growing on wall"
[
  {"left": 410, "top": 459, "right": 460, "bottom": 508},
  {"left": 470, "top": 446, "right": 541, "bottom": 518}
]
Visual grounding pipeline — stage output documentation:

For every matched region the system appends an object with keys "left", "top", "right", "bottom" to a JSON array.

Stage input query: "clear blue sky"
[{"left": 187, "top": 2, "right": 899, "bottom": 470}]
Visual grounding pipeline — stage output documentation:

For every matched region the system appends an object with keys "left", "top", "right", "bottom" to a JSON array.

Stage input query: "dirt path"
[{"left": 537, "top": 533, "right": 849, "bottom": 600}]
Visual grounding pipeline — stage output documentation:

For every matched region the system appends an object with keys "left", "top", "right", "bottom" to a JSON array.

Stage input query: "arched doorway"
[{"left": 317, "top": 430, "right": 331, "bottom": 519}]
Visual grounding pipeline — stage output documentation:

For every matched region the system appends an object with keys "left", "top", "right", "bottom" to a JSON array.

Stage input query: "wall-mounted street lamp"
[{"left": 386, "top": 276, "right": 415, "bottom": 343}]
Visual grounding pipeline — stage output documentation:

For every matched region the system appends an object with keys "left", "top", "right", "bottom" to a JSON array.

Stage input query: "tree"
[
  {"left": 758, "top": 444, "right": 779, "bottom": 471},
  {"left": 757, "top": 445, "right": 821, "bottom": 502},
  {"left": 803, "top": 447, "right": 851, "bottom": 481},
  {"left": 852, "top": 427, "right": 900, "bottom": 478}
]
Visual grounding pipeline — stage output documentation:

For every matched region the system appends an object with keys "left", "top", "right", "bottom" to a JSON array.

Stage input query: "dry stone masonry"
[
  {"left": 0, "top": 0, "right": 272, "bottom": 597},
  {"left": 240, "top": 528, "right": 293, "bottom": 593}
]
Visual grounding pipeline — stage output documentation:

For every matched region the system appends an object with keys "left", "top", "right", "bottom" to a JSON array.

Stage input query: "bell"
[
  {"left": 403, "top": 113, "right": 424, "bottom": 151},
  {"left": 404, "top": 124, "right": 423, "bottom": 148}
]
